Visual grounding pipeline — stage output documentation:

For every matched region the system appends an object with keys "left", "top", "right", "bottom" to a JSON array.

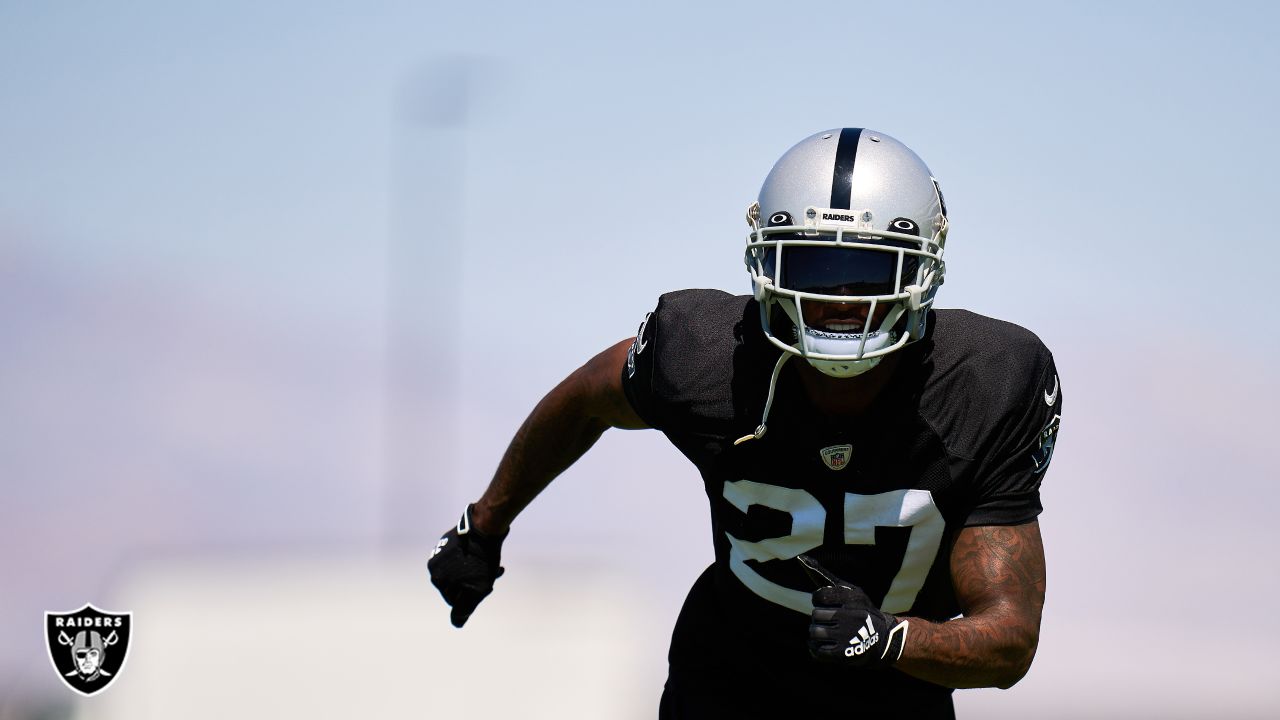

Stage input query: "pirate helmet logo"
[{"left": 45, "top": 604, "right": 132, "bottom": 696}]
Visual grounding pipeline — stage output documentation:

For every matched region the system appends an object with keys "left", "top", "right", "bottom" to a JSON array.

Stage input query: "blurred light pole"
[{"left": 383, "top": 57, "right": 479, "bottom": 546}]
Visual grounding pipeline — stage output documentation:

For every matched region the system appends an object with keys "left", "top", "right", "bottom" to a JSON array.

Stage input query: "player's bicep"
[
  {"left": 576, "top": 338, "right": 649, "bottom": 430},
  {"left": 949, "top": 521, "right": 1046, "bottom": 622}
]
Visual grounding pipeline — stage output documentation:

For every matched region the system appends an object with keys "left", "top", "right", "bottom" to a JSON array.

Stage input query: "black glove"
[
  {"left": 798, "top": 554, "right": 909, "bottom": 668},
  {"left": 428, "top": 504, "right": 507, "bottom": 628}
]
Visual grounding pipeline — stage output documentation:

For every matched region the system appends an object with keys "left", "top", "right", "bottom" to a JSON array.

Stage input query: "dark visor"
[{"left": 761, "top": 236, "right": 919, "bottom": 296}]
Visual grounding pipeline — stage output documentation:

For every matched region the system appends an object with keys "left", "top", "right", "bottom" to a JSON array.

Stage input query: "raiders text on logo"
[
  {"left": 809, "top": 208, "right": 874, "bottom": 229},
  {"left": 822, "top": 212, "right": 861, "bottom": 223},
  {"left": 820, "top": 444, "right": 853, "bottom": 471},
  {"left": 46, "top": 604, "right": 133, "bottom": 697}
]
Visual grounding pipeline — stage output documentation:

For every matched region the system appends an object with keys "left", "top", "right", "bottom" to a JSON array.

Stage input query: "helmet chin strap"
[
  {"left": 732, "top": 340, "right": 883, "bottom": 446},
  {"left": 807, "top": 354, "right": 881, "bottom": 378},
  {"left": 733, "top": 351, "right": 792, "bottom": 446},
  {"left": 738, "top": 299, "right": 909, "bottom": 445}
]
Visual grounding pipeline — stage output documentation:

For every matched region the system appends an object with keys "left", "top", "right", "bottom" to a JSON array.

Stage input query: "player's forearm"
[
  {"left": 893, "top": 607, "right": 1039, "bottom": 689},
  {"left": 470, "top": 372, "right": 610, "bottom": 535},
  {"left": 895, "top": 522, "right": 1046, "bottom": 689}
]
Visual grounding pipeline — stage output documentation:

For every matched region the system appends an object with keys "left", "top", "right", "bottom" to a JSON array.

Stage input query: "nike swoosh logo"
[{"left": 1044, "top": 375, "right": 1059, "bottom": 406}]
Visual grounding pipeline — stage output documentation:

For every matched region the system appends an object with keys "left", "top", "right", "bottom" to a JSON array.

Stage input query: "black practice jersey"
[{"left": 621, "top": 289, "right": 1062, "bottom": 715}]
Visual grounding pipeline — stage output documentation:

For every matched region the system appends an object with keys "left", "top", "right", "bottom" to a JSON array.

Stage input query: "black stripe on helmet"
[{"left": 829, "top": 128, "right": 863, "bottom": 210}]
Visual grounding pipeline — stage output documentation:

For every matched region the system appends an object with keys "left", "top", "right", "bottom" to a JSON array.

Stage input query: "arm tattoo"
[
  {"left": 893, "top": 521, "right": 1046, "bottom": 689},
  {"left": 956, "top": 525, "right": 1047, "bottom": 605}
]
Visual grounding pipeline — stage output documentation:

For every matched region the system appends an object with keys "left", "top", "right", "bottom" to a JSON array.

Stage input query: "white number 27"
[{"left": 722, "top": 480, "right": 944, "bottom": 615}]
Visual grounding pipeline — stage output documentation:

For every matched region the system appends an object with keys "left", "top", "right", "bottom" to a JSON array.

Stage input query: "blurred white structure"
[{"left": 73, "top": 555, "right": 666, "bottom": 720}]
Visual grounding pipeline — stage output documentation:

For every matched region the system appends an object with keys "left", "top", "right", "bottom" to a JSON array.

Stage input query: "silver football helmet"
[{"left": 745, "top": 129, "right": 948, "bottom": 378}]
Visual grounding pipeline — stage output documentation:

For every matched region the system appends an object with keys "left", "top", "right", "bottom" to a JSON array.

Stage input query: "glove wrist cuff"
[{"left": 460, "top": 504, "right": 508, "bottom": 548}]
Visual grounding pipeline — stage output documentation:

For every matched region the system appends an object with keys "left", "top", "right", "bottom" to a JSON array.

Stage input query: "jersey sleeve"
[
  {"left": 620, "top": 303, "right": 665, "bottom": 429},
  {"left": 964, "top": 353, "right": 1062, "bottom": 527},
  {"left": 618, "top": 289, "right": 750, "bottom": 435}
]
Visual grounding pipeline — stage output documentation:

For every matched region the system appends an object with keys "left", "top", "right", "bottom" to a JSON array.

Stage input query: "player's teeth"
[{"left": 827, "top": 323, "right": 860, "bottom": 332}]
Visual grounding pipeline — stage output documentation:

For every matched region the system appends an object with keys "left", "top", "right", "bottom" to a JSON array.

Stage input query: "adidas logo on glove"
[{"left": 845, "top": 615, "right": 880, "bottom": 657}]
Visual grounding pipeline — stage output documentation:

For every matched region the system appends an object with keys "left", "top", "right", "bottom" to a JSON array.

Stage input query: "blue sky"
[
  {"left": 5, "top": 0, "right": 1277, "bottom": 335},
  {"left": 3, "top": 1, "right": 1278, "bottom": 714}
]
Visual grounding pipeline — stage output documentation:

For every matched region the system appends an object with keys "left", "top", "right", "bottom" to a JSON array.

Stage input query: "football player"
[{"left": 429, "top": 128, "right": 1062, "bottom": 718}]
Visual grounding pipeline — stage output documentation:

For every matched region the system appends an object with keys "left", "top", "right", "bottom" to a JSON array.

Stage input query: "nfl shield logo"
[
  {"left": 820, "top": 444, "right": 853, "bottom": 471},
  {"left": 45, "top": 604, "right": 133, "bottom": 697}
]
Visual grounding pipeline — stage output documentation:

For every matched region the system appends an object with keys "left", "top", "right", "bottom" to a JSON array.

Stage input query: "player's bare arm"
[
  {"left": 470, "top": 337, "right": 647, "bottom": 535},
  {"left": 894, "top": 520, "right": 1047, "bottom": 689},
  {"left": 428, "top": 337, "right": 645, "bottom": 626}
]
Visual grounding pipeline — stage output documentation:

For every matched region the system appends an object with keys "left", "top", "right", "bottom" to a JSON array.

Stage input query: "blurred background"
[{"left": 3, "top": 1, "right": 1278, "bottom": 718}]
